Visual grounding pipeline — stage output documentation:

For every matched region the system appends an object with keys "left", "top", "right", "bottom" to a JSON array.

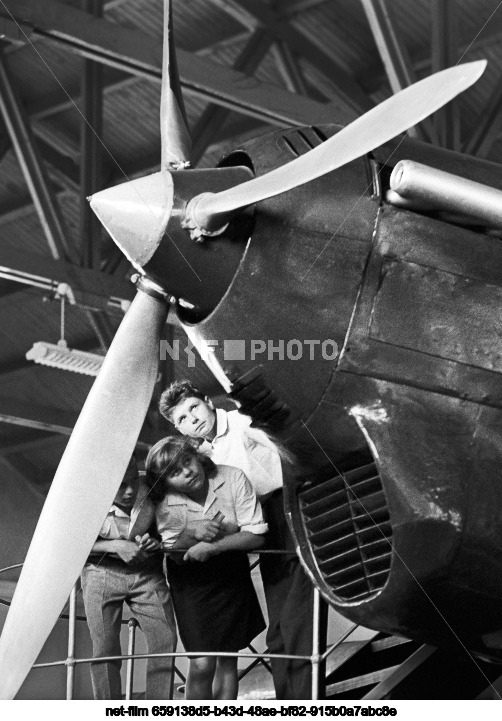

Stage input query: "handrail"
[
  {"left": 0, "top": 558, "right": 360, "bottom": 700},
  {"left": 33, "top": 650, "right": 315, "bottom": 668}
]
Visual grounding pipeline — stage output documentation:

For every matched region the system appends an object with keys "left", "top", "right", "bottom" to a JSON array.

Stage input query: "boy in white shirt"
[{"left": 159, "top": 380, "right": 315, "bottom": 700}]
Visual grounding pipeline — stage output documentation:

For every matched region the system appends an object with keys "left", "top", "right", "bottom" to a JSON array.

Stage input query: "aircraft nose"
[{"left": 89, "top": 166, "right": 253, "bottom": 319}]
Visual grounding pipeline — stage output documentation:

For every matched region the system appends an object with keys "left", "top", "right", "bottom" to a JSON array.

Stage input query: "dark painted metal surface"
[
  {"left": 146, "top": 125, "right": 502, "bottom": 661},
  {"left": 143, "top": 165, "right": 254, "bottom": 317},
  {"left": 178, "top": 125, "right": 376, "bottom": 424},
  {"left": 339, "top": 205, "right": 502, "bottom": 408}
]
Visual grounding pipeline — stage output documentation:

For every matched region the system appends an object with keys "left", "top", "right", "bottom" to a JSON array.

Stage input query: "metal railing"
[{"left": 0, "top": 556, "right": 359, "bottom": 701}]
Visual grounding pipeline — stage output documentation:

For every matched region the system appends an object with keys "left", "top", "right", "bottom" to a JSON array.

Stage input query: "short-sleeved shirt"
[
  {"left": 98, "top": 482, "right": 155, "bottom": 541},
  {"left": 156, "top": 464, "right": 268, "bottom": 550},
  {"left": 200, "top": 408, "right": 283, "bottom": 500}
]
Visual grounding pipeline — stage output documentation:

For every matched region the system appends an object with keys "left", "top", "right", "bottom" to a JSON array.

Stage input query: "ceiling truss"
[{"left": 0, "top": 0, "right": 500, "bottom": 482}]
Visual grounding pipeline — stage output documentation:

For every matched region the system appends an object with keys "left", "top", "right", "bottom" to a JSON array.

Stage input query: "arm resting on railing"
[
  {"left": 90, "top": 538, "right": 150, "bottom": 564},
  {"left": 183, "top": 530, "right": 265, "bottom": 562}
]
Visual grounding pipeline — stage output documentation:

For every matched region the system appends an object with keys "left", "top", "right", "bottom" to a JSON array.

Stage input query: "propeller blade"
[
  {"left": 0, "top": 289, "right": 168, "bottom": 699},
  {"left": 160, "top": 0, "right": 191, "bottom": 169},
  {"left": 185, "top": 60, "right": 486, "bottom": 236}
]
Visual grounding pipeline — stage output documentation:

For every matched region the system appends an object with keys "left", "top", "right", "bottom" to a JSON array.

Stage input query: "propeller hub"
[{"left": 183, "top": 192, "right": 231, "bottom": 241}]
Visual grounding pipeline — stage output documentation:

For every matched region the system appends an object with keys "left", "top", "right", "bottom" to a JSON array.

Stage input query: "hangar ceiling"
[{"left": 0, "top": 0, "right": 501, "bottom": 492}]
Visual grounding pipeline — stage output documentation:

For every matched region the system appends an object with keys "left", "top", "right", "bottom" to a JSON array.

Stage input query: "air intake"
[
  {"left": 299, "top": 461, "right": 392, "bottom": 602},
  {"left": 26, "top": 341, "right": 104, "bottom": 377}
]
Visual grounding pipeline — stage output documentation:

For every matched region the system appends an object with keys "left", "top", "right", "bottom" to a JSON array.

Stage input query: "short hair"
[
  {"left": 144, "top": 435, "right": 216, "bottom": 504},
  {"left": 159, "top": 379, "right": 207, "bottom": 423}
]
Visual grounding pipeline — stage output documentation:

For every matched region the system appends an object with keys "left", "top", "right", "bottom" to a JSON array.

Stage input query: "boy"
[
  {"left": 159, "top": 380, "right": 315, "bottom": 700},
  {"left": 81, "top": 456, "right": 177, "bottom": 699}
]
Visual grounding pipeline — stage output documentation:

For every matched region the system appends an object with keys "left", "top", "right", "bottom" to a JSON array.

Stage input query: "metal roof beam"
[
  {"left": 0, "top": 394, "right": 155, "bottom": 451},
  {"left": 276, "top": 0, "right": 329, "bottom": 15},
  {"left": 0, "top": 118, "right": 266, "bottom": 224},
  {"left": 360, "top": 0, "right": 432, "bottom": 142},
  {"left": 0, "top": 50, "right": 76, "bottom": 263},
  {"left": 197, "top": 30, "right": 251, "bottom": 56},
  {"left": 271, "top": 41, "right": 309, "bottom": 96},
  {"left": 464, "top": 78, "right": 502, "bottom": 158},
  {"left": 85, "top": 311, "right": 114, "bottom": 352},
  {"left": 0, "top": 0, "right": 355, "bottom": 126},
  {"left": 37, "top": 137, "right": 80, "bottom": 191},
  {"left": 0, "top": 396, "right": 81, "bottom": 435},
  {"left": 0, "top": 192, "right": 38, "bottom": 225},
  {"left": 431, "top": 0, "right": 461, "bottom": 150},
  {"left": 0, "top": 246, "right": 135, "bottom": 307},
  {"left": 361, "top": 25, "right": 502, "bottom": 96},
  {"left": 0, "top": 29, "right": 117, "bottom": 350},
  {"left": 206, "top": 0, "right": 256, "bottom": 31},
  {"left": 191, "top": 28, "right": 274, "bottom": 165},
  {"left": 31, "top": 121, "right": 80, "bottom": 162},
  {"left": 0, "top": 453, "right": 32, "bottom": 485},
  {"left": 0, "top": 132, "right": 10, "bottom": 160},
  {"left": 360, "top": 0, "right": 416, "bottom": 93},
  {"left": 80, "top": 0, "right": 104, "bottom": 270},
  {"left": 211, "top": 0, "right": 371, "bottom": 115},
  {"left": 26, "top": 69, "right": 133, "bottom": 122},
  {"left": 0, "top": 64, "right": 113, "bottom": 356},
  {"left": 7, "top": 32, "right": 252, "bottom": 128},
  {"left": 0, "top": 430, "right": 65, "bottom": 456},
  {"left": 0, "top": 452, "right": 43, "bottom": 486}
]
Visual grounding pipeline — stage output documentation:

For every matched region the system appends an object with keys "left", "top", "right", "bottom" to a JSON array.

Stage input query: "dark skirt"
[{"left": 166, "top": 551, "right": 265, "bottom": 652}]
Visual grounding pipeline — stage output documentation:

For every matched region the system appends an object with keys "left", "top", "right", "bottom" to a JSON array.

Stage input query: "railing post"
[
  {"left": 66, "top": 584, "right": 77, "bottom": 700},
  {"left": 311, "top": 587, "right": 321, "bottom": 700},
  {"left": 125, "top": 618, "right": 139, "bottom": 700}
]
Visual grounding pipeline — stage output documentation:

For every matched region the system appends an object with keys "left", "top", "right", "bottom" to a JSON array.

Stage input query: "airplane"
[{"left": 1, "top": 0, "right": 501, "bottom": 700}]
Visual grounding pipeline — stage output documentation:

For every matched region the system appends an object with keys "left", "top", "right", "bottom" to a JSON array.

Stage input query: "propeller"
[
  {"left": 160, "top": 0, "right": 191, "bottom": 169},
  {"left": 0, "top": 284, "right": 168, "bottom": 699},
  {"left": 0, "top": 0, "right": 187, "bottom": 700},
  {"left": 89, "top": 60, "right": 487, "bottom": 260},
  {"left": 183, "top": 60, "right": 487, "bottom": 238}
]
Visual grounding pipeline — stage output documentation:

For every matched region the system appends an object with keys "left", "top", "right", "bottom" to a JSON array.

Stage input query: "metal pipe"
[
  {"left": 80, "top": 0, "right": 104, "bottom": 269},
  {"left": 35, "top": 650, "right": 314, "bottom": 667},
  {"left": 389, "top": 160, "right": 502, "bottom": 228},
  {"left": 360, "top": 0, "right": 425, "bottom": 141},
  {"left": 0, "top": 52, "right": 74, "bottom": 263},
  {"left": 0, "top": 557, "right": 317, "bottom": 696},
  {"left": 125, "top": 618, "right": 138, "bottom": 701},
  {"left": 66, "top": 585, "right": 77, "bottom": 700},
  {"left": 311, "top": 587, "right": 321, "bottom": 701}
]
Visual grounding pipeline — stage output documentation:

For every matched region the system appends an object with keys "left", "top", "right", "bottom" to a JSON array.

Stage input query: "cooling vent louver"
[{"left": 299, "top": 462, "right": 392, "bottom": 602}]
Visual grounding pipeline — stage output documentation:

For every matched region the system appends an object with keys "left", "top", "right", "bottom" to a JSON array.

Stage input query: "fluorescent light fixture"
[{"left": 26, "top": 340, "right": 104, "bottom": 377}]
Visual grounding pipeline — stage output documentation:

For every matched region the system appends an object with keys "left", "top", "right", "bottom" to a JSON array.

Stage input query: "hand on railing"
[
  {"left": 112, "top": 540, "right": 150, "bottom": 564},
  {"left": 135, "top": 533, "right": 161, "bottom": 553}
]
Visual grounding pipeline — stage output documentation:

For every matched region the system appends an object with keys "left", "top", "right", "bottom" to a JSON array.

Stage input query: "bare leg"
[
  {"left": 186, "top": 656, "right": 216, "bottom": 700},
  {"left": 212, "top": 656, "right": 238, "bottom": 699}
]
